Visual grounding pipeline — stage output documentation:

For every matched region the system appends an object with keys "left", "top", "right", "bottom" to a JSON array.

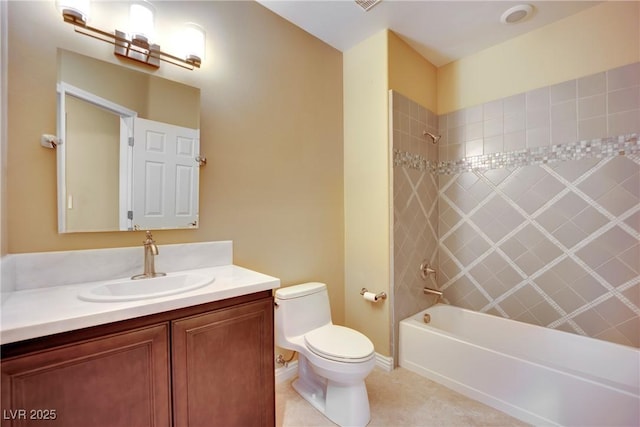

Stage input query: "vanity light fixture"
[{"left": 57, "top": 0, "right": 205, "bottom": 70}]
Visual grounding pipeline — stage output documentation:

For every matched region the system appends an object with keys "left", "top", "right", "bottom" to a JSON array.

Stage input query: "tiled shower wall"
[
  {"left": 438, "top": 62, "right": 640, "bottom": 162},
  {"left": 391, "top": 61, "right": 640, "bottom": 351},
  {"left": 391, "top": 92, "right": 440, "bottom": 363}
]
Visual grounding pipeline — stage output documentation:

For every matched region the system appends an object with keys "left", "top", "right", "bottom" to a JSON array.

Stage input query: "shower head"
[{"left": 423, "top": 131, "right": 441, "bottom": 144}]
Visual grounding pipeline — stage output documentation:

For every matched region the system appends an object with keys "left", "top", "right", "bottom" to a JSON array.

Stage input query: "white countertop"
[{"left": 0, "top": 265, "right": 280, "bottom": 345}]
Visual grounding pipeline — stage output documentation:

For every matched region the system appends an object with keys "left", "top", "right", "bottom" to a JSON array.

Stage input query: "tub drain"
[{"left": 423, "top": 313, "right": 431, "bottom": 324}]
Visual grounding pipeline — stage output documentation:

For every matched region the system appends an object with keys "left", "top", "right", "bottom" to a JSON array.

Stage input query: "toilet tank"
[{"left": 275, "top": 282, "right": 332, "bottom": 341}]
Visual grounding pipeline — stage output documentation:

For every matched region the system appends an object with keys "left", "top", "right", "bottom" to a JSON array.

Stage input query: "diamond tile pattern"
[
  {"left": 392, "top": 86, "right": 640, "bottom": 350},
  {"left": 391, "top": 92, "right": 439, "bottom": 362},
  {"left": 439, "top": 156, "right": 640, "bottom": 347},
  {"left": 438, "top": 154, "right": 640, "bottom": 347}
]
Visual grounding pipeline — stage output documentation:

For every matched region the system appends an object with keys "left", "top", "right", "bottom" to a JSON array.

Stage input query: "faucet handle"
[{"left": 419, "top": 261, "right": 437, "bottom": 280}]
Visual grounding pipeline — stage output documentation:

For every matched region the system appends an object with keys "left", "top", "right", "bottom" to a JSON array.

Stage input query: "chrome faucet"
[{"left": 132, "top": 231, "right": 166, "bottom": 280}]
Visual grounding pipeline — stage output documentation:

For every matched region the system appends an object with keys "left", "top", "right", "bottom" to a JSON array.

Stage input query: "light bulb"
[
  {"left": 129, "top": 1, "right": 155, "bottom": 43},
  {"left": 182, "top": 23, "right": 206, "bottom": 66}
]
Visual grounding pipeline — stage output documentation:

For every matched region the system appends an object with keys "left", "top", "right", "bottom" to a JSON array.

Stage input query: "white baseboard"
[
  {"left": 275, "top": 352, "right": 394, "bottom": 384},
  {"left": 375, "top": 353, "right": 394, "bottom": 372},
  {"left": 275, "top": 360, "right": 299, "bottom": 384}
]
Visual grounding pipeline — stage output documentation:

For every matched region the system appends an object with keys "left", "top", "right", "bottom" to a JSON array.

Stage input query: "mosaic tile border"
[
  {"left": 392, "top": 149, "right": 437, "bottom": 173},
  {"left": 394, "top": 133, "right": 639, "bottom": 175}
]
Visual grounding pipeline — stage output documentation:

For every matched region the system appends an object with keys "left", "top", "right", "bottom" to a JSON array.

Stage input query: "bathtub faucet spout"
[{"left": 423, "top": 287, "right": 443, "bottom": 298}]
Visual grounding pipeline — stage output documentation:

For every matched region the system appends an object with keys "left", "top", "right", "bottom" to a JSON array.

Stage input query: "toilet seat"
[{"left": 304, "top": 325, "right": 374, "bottom": 363}]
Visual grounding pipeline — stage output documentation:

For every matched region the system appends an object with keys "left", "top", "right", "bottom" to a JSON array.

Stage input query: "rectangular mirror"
[{"left": 56, "top": 49, "right": 202, "bottom": 233}]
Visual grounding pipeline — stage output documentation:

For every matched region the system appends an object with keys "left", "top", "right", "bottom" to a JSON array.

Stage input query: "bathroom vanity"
[{"left": 0, "top": 241, "right": 279, "bottom": 427}]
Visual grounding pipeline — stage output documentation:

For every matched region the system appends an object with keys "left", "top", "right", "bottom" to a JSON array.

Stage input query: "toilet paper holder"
[{"left": 360, "top": 288, "right": 387, "bottom": 302}]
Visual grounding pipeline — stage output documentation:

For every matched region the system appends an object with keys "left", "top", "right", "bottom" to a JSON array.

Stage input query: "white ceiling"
[{"left": 256, "top": 0, "right": 601, "bottom": 67}]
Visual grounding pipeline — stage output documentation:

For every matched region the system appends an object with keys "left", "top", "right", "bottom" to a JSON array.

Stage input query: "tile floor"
[{"left": 276, "top": 367, "right": 530, "bottom": 427}]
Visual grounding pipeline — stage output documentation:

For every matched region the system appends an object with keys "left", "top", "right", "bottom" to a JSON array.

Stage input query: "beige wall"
[
  {"left": 5, "top": 1, "right": 345, "bottom": 322},
  {"left": 438, "top": 1, "right": 640, "bottom": 114},
  {"left": 343, "top": 29, "right": 391, "bottom": 356},
  {"left": 1, "top": 1, "right": 7, "bottom": 258},
  {"left": 388, "top": 31, "right": 437, "bottom": 113}
]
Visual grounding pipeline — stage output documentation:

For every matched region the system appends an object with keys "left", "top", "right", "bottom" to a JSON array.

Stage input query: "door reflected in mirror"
[
  {"left": 56, "top": 49, "right": 201, "bottom": 233},
  {"left": 65, "top": 95, "right": 121, "bottom": 231}
]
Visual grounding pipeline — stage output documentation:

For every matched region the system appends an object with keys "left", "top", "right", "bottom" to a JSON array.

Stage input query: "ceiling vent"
[{"left": 355, "top": 0, "right": 382, "bottom": 12}]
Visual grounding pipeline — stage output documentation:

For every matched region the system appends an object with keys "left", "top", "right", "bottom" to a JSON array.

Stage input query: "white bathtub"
[{"left": 399, "top": 304, "right": 640, "bottom": 426}]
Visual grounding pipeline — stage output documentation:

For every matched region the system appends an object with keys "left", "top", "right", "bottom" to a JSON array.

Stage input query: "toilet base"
[{"left": 292, "top": 356, "right": 371, "bottom": 427}]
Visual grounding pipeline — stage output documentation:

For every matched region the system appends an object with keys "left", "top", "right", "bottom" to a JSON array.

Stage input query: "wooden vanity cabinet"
[
  {"left": 172, "top": 297, "right": 275, "bottom": 427},
  {"left": 1, "top": 324, "right": 171, "bottom": 427},
  {"left": 1, "top": 291, "right": 275, "bottom": 427}
]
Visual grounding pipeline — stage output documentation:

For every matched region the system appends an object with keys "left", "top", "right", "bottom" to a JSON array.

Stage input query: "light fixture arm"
[{"left": 61, "top": 10, "right": 202, "bottom": 70}]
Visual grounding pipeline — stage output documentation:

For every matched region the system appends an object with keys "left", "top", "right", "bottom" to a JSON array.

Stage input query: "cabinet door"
[
  {"left": 172, "top": 298, "right": 275, "bottom": 427},
  {"left": 1, "top": 324, "right": 171, "bottom": 427}
]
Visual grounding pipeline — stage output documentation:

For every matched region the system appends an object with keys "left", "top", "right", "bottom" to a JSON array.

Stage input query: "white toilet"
[{"left": 275, "top": 282, "right": 376, "bottom": 427}]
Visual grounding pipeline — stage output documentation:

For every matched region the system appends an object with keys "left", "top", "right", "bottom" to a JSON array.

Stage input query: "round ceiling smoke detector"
[{"left": 500, "top": 4, "right": 534, "bottom": 24}]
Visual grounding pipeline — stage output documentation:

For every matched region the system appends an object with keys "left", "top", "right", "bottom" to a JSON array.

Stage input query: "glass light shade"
[
  {"left": 56, "top": 0, "right": 91, "bottom": 23},
  {"left": 129, "top": 1, "right": 155, "bottom": 42},
  {"left": 182, "top": 23, "right": 206, "bottom": 63}
]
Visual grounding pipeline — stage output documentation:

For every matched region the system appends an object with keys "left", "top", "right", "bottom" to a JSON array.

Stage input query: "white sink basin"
[{"left": 78, "top": 273, "right": 215, "bottom": 302}]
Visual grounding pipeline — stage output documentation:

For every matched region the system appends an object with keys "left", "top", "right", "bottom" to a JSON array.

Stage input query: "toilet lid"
[{"left": 304, "top": 325, "right": 374, "bottom": 363}]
